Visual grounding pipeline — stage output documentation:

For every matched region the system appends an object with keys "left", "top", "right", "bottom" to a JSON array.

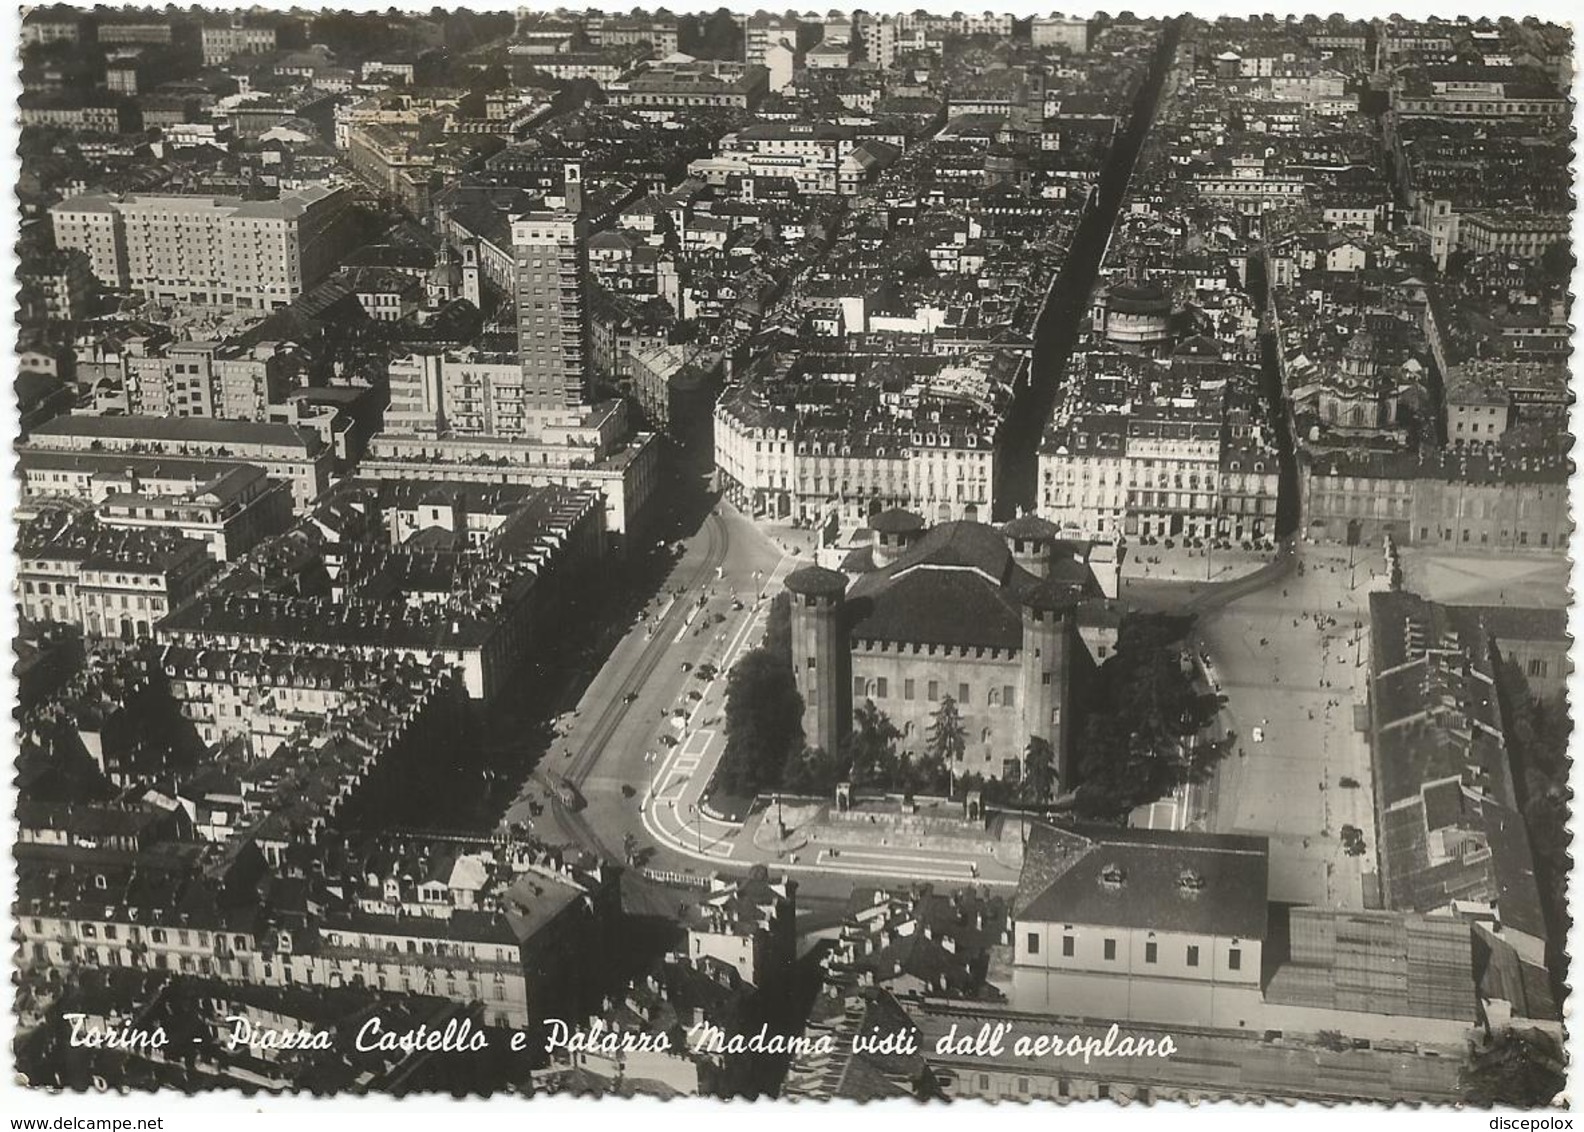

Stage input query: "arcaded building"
[{"left": 786, "top": 514, "right": 1105, "bottom": 787}]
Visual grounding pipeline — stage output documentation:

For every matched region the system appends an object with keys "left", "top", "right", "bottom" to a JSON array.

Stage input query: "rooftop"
[{"left": 1015, "top": 822, "right": 1270, "bottom": 940}]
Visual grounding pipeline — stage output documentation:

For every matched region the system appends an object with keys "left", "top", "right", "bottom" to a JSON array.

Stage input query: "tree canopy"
[
  {"left": 1071, "top": 613, "right": 1228, "bottom": 821},
  {"left": 715, "top": 647, "right": 803, "bottom": 799}
]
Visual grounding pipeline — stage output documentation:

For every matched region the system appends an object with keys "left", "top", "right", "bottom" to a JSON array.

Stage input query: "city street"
[{"left": 506, "top": 495, "right": 787, "bottom": 867}]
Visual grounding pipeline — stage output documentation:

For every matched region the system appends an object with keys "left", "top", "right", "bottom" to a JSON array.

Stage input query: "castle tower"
[
  {"left": 1018, "top": 582, "right": 1077, "bottom": 792},
  {"left": 1001, "top": 513, "right": 1060, "bottom": 577},
  {"left": 869, "top": 507, "right": 925, "bottom": 568},
  {"left": 785, "top": 566, "right": 850, "bottom": 757}
]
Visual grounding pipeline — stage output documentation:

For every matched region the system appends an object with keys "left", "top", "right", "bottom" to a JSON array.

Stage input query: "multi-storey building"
[
  {"left": 386, "top": 349, "right": 633, "bottom": 446},
  {"left": 606, "top": 61, "right": 769, "bottom": 112},
  {"left": 691, "top": 122, "right": 860, "bottom": 196},
  {"left": 513, "top": 209, "right": 590, "bottom": 410},
  {"left": 360, "top": 425, "right": 660, "bottom": 544},
  {"left": 50, "top": 187, "right": 360, "bottom": 311},
  {"left": 97, "top": 465, "right": 294, "bottom": 563},
  {"left": 22, "top": 415, "right": 332, "bottom": 510},
  {"left": 17, "top": 511, "right": 215, "bottom": 640},
  {"left": 1456, "top": 211, "right": 1571, "bottom": 259},
  {"left": 19, "top": 249, "right": 97, "bottom": 324},
  {"left": 1039, "top": 403, "right": 1252, "bottom": 541},
  {"left": 1301, "top": 448, "right": 1571, "bottom": 552},
  {"left": 744, "top": 13, "right": 817, "bottom": 90},
  {"left": 157, "top": 484, "right": 607, "bottom": 700},
  {"left": 687, "top": 871, "right": 797, "bottom": 989},
  {"left": 585, "top": 14, "right": 679, "bottom": 55},
  {"left": 715, "top": 353, "right": 1013, "bottom": 527},
  {"left": 1011, "top": 824, "right": 1270, "bottom": 1027},
  {"left": 20, "top": 7, "right": 86, "bottom": 46},
  {"left": 200, "top": 20, "right": 279, "bottom": 65},
  {"left": 1032, "top": 17, "right": 1090, "bottom": 53}
]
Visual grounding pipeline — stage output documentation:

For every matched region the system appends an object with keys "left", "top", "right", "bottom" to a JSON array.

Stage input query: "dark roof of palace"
[{"left": 845, "top": 521, "right": 1096, "bottom": 649}]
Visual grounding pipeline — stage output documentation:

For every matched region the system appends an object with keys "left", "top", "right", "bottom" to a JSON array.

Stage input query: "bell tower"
[{"left": 563, "top": 161, "right": 584, "bottom": 217}]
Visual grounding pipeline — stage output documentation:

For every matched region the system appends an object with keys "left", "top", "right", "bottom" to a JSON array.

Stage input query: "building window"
[
  {"left": 876, "top": 677, "right": 888, "bottom": 699},
  {"left": 1528, "top": 659, "right": 1548, "bottom": 678},
  {"left": 1103, "top": 938, "right": 1116, "bottom": 961},
  {"left": 1228, "top": 947, "right": 1242, "bottom": 971},
  {"left": 1002, "top": 685, "right": 1015, "bottom": 707},
  {"left": 927, "top": 680, "right": 939, "bottom": 701},
  {"left": 958, "top": 683, "right": 970, "bottom": 704},
  {"left": 1026, "top": 932, "right": 1039, "bottom": 955},
  {"left": 1187, "top": 945, "right": 1200, "bottom": 967},
  {"left": 1061, "top": 935, "right": 1074, "bottom": 957},
  {"left": 1144, "top": 941, "right": 1157, "bottom": 964},
  {"left": 904, "top": 679, "right": 915, "bottom": 700}
]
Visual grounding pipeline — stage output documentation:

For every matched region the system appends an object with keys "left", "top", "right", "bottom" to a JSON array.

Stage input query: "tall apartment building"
[
  {"left": 50, "top": 186, "right": 360, "bottom": 310},
  {"left": 512, "top": 209, "right": 590, "bottom": 410},
  {"left": 745, "top": 13, "right": 817, "bottom": 90}
]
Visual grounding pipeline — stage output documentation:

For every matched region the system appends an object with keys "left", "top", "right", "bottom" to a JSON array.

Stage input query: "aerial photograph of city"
[{"left": 5, "top": 3, "right": 1576, "bottom": 1111}]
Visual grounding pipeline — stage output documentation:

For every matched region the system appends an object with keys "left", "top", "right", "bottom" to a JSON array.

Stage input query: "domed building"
[
  {"left": 786, "top": 517, "right": 1114, "bottom": 788},
  {"left": 1317, "top": 330, "right": 1392, "bottom": 433},
  {"left": 1093, "top": 279, "right": 1173, "bottom": 353}
]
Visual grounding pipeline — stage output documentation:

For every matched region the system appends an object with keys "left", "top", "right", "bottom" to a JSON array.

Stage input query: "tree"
[
  {"left": 1071, "top": 613, "right": 1228, "bottom": 821},
  {"left": 1538, "top": 238, "right": 1573, "bottom": 283},
  {"left": 781, "top": 744, "right": 845, "bottom": 796},
  {"left": 845, "top": 699, "right": 901, "bottom": 786},
  {"left": 927, "top": 696, "right": 966, "bottom": 769},
  {"left": 895, "top": 749, "right": 951, "bottom": 798},
  {"left": 715, "top": 647, "right": 803, "bottom": 798},
  {"left": 764, "top": 591, "right": 791, "bottom": 663},
  {"left": 1021, "top": 736, "right": 1056, "bottom": 805}
]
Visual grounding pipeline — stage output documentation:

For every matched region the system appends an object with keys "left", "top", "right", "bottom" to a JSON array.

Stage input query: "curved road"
[{"left": 535, "top": 510, "right": 733, "bottom": 859}]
